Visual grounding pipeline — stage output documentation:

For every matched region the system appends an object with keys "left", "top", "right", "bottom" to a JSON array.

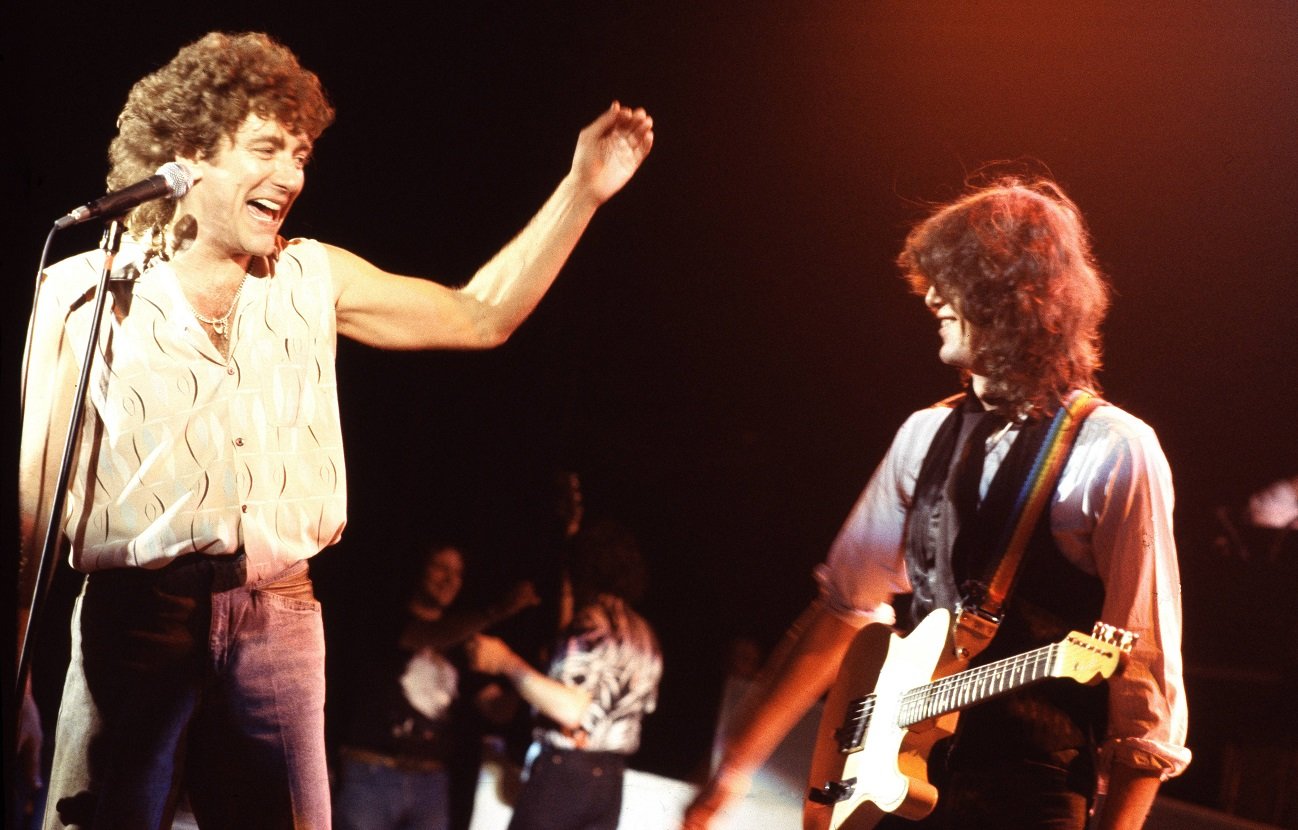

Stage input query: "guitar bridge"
[
  {"left": 833, "top": 696, "right": 870, "bottom": 753},
  {"left": 807, "top": 777, "right": 856, "bottom": 805}
]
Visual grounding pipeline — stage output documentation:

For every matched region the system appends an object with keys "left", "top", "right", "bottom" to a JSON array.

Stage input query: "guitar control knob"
[{"left": 807, "top": 777, "right": 857, "bottom": 805}]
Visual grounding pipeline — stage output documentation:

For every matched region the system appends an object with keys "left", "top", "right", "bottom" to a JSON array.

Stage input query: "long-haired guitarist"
[{"left": 684, "top": 174, "right": 1189, "bottom": 830}]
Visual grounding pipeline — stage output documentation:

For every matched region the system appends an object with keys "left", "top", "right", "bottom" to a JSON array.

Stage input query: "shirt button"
[
  {"left": 241, "top": 505, "right": 249, "bottom": 513},
  {"left": 227, "top": 367, "right": 235, "bottom": 375},
  {"left": 234, "top": 437, "right": 245, "bottom": 447}
]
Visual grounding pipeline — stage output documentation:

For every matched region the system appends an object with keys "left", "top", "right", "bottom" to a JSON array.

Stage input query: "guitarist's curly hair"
[{"left": 897, "top": 173, "right": 1110, "bottom": 418}]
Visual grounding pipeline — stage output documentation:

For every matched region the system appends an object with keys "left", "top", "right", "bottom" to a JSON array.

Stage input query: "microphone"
[{"left": 54, "top": 162, "right": 194, "bottom": 230}]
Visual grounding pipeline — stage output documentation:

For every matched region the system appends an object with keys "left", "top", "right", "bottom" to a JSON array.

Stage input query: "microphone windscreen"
[{"left": 156, "top": 162, "right": 194, "bottom": 199}]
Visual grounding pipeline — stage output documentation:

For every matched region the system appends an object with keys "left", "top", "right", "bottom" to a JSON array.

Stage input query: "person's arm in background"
[
  {"left": 468, "top": 634, "right": 591, "bottom": 730},
  {"left": 402, "top": 581, "right": 540, "bottom": 652}
]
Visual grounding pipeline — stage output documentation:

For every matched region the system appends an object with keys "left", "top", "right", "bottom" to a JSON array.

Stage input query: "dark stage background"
[{"left": 8, "top": 2, "right": 1298, "bottom": 824}]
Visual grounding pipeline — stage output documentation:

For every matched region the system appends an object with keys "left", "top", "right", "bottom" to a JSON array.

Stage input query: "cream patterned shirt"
[{"left": 21, "top": 238, "right": 346, "bottom": 582}]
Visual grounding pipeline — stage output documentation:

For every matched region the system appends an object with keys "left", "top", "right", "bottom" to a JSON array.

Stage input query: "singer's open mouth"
[{"left": 248, "top": 198, "right": 282, "bottom": 222}]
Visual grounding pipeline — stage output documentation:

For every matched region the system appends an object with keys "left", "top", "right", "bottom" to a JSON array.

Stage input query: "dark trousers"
[
  {"left": 507, "top": 747, "right": 626, "bottom": 830},
  {"left": 877, "top": 758, "right": 1090, "bottom": 830}
]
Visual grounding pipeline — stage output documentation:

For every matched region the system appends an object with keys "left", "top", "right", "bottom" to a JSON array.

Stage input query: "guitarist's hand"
[{"left": 681, "top": 766, "right": 751, "bottom": 829}]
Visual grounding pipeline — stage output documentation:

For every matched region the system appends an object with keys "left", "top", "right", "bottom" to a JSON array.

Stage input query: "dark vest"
[{"left": 902, "top": 394, "right": 1107, "bottom": 795}]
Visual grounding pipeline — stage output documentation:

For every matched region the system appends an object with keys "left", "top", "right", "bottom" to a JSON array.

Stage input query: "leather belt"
[
  {"left": 341, "top": 746, "right": 447, "bottom": 773},
  {"left": 157, "top": 550, "right": 248, "bottom": 594},
  {"left": 90, "top": 551, "right": 248, "bottom": 595}
]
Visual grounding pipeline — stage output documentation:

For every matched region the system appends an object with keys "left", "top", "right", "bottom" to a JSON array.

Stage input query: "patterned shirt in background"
[
  {"left": 536, "top": 594, "right": 662, "bottom": 754},
  {"left": 24, "top": 237, "right": 346, "bottom": 583}
]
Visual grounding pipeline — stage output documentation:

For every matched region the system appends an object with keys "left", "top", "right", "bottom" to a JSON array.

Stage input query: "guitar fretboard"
[
  {"left": 833, "top": 641, "right": 1061, "bottom": 753},
  {"left": 897, "top": 641, "right": 1058, "bottom": 727}
]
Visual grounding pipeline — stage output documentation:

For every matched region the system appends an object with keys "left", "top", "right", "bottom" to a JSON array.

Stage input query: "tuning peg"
[{"left": 1091, "top": 621, "right": 1138, "bottom": 652}]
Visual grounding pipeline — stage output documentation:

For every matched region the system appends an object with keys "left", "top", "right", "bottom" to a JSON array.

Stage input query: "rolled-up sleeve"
[{"left": 1073, "top": 413, "right": 1191, "bottom": 779}]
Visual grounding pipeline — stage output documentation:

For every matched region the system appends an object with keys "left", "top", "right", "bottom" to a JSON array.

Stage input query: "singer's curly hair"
[
  {"left": 897, "top": 175, "right": 1111, "bottom": 417},
  {"left": 107, "top": 31, "right": 335, "bottom": 253}
]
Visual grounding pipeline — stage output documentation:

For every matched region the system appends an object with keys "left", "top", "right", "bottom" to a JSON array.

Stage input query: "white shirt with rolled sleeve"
[{"left": 814, "top": 401, "right": 1191, "bottom": 780}]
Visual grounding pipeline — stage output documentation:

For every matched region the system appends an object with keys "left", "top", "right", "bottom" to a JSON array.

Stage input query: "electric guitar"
[{"left": 804, "top": 608, "right": 1135, "bottom": 830}]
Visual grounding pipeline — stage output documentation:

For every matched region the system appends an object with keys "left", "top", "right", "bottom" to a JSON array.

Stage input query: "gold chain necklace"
[{"left": 189, "top": 275, "right": 248, "bottom": 337}]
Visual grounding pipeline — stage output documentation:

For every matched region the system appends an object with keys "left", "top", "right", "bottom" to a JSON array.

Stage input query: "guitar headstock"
[
  {"left": 1091, "top": 621, "right": 1138, "bottom": 653},
  {"left": 1051, "top": 623, "right": 1137, "bottom": 685}
]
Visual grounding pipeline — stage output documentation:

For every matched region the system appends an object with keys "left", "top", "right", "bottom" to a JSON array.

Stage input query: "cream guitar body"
[{"left": 804, "top": 609, "right": 1133, "bottom": 830}]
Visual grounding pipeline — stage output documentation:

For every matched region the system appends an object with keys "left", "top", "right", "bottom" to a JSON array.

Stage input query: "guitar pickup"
[
  {"left": 807, "top": 777, "right": 856, "bottom": 805},
  {"left": 833, "top": 724, "right": 864, "bottom": 754}
]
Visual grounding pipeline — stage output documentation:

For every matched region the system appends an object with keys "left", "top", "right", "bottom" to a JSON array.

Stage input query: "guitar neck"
[{"left": 897, "top": 641, "right": 1059, "bottom": 728}]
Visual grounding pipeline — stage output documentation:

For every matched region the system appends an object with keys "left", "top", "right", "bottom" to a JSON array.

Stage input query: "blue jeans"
[
  {"left": 334, "top": 755, "right": 450, "bottom": 830},
  {"left": 43, "top": 557, "right": 330, "bottom": 830}
]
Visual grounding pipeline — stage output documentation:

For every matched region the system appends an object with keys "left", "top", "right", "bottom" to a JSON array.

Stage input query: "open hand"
[{"left": 571, "top": 102, "right": 654, "bottom": 205}]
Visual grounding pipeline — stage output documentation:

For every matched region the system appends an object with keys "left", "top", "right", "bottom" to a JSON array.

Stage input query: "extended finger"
[{"left": 584, "top": 101, "right": 623, "bottom": 137}]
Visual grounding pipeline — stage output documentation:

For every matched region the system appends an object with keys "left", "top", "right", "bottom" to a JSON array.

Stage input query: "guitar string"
[
  {"left": 899, "top": 643, "right": 1058, "bottom": 725},
  {"left": 846, "top": 642, "right": 1059, "bottom": 742},
  {"left": 845, "top": 633, "right": 1122, "bottom": 742},
  {"left": 845, "top": 643, "right": 1058, "bottom": 738},
  {"left": 904, "top": 637, "right": 1114, "bottom": 723}
]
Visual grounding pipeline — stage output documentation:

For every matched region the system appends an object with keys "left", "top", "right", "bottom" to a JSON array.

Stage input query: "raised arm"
[
  {"left": 333, "top": 102, "right": 653, "bottom": 350},
  {"left": 401, "top": 581, "right": 540, "bottom": 652}
]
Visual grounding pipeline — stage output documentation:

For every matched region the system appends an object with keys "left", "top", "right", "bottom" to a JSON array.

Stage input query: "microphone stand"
[{"left": 15, "top": 219, "right": 127, "bottom": 698}]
